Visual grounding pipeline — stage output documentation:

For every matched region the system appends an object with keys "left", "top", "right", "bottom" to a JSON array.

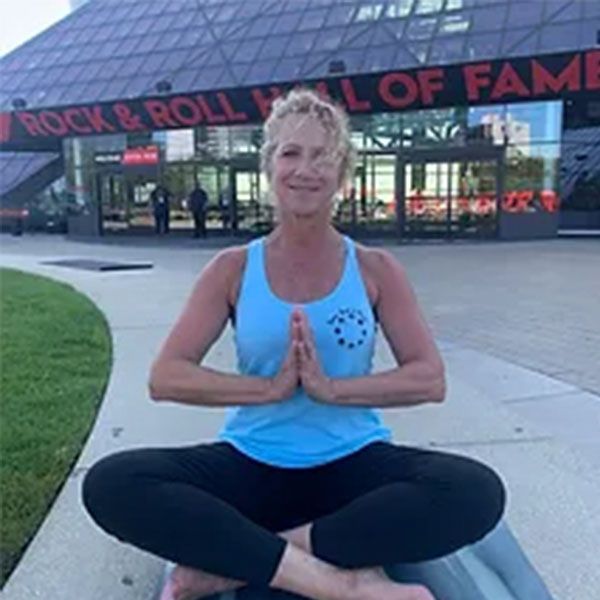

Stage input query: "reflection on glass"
[
  {"left": 560, "top": 127, "right": 600, "bottom": 212},
  {"left": 402, "top": 108, "right": 467, "bottom": 148},
  {"left": 355, "top": 3, "right": 384, "bottom": 22},
  {"left": 504, "top": 144, "right": 561, "bottom": 214},
  {"left": 468, "top": 105, "right": 506, "bottom": 145},
  {"left": 386, "top": 0, "right": 414, "bottom": 19},
  {"left": 439, "top": 14, "right": 470, "bottom": 34},
  {"left": 405, "top": 41, "right": 430, "bottom": 63},
  {"left": 416, "top": 0, "right": 444, "bottom": 15},
  {"left": 403, "top": 158, "right": 498, "bottom": 237},
  {"left": 334, "top": 153, "right": 397, "bottom": 232},
  {"left": 406, "top": 16, "right": 437, "bottom": 40},
  {"left": 505, "top": 102, "right": 562, "bottom": 144}
]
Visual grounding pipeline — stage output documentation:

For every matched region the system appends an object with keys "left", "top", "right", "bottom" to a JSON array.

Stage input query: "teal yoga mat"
[{"left": 156, "top": 520, "right": 554, "bottom": 600}]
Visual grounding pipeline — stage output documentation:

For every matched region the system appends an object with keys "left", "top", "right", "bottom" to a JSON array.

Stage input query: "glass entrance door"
[
  {"left": 97, "top": 171, "right": 159, "bottom": 233},
  {"left": 129, "top": 174, "right": 158, "bottom": 230},
  {"left": 399, "top": 149, "right": 502, "bottom": 239},
  {"left": 334, "top": 153, "right": 398, "bottom": 235},
  {"left": 230, "top": 159, "right": 272, "bottom": 234},
  {"left": 97, "top": 172, "right": 128, "bottom": 232}
]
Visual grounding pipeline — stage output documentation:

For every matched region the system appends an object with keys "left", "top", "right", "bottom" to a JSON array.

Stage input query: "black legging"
[{"left": 82, "top": 441, "right": 505, "bottom": 587}]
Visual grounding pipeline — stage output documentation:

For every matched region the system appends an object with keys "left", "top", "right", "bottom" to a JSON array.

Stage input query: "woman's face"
[{"left": 270, "top": 113, "right": 342, "bottom": 219}]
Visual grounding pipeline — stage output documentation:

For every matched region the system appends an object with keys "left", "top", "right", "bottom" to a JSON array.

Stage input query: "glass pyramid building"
[
  {"left": 0, "top": 0, "right": 598, "bottom": 238},
  {"left": 0, "top": 0, "right": 598, "bottom": 112}
]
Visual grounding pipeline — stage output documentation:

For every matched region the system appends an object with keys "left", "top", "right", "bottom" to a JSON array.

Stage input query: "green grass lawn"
[{"left": 0, "top": 268, "right": 112, "bottom": 587}]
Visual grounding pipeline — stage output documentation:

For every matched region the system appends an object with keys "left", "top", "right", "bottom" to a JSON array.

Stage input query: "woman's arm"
[
  {"left": 148, "top": 247, "right": 290, "bottom": 407},
  {"left": 329, "top": 248, "right": 446, "bottom": 408}
]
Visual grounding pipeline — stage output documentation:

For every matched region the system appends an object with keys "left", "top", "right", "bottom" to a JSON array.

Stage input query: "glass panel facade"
[
  {"left": 465, "top": 32, "right": 501, "bottom": 60},
  {"left": 429, "top": 36, "right": 466, "bottom": 64},
  {"left": 61, "top": 99, "right": 564, "bottom": 239},
  {"left": 362, "top": 44, "right": 398, "bottom": 72},
  {"left": 406, "top": 16, "right": 438, "bottom": 40},
  {"left": 355, "top": 4, "right": 384, "bottom": 23},
  {"left": 539, "top": 22, "right": 581, "bottom": 52},
  {"left": 439, "top": 14, "right": 471, "bottom": 34},
  {"left": 416, "top": 0, "right": 444, "bottom": 15},
  {"left": 1, "top": 0, "right": 598, "bottom": 109},
  {"left": 386, "top": 0, "right": 414, "bottom": 19},
  {"left": 502, "top": 28, "right": 538, "bottom": 57},
  {"left": 546, "top": 1, "right": 582, "bottom": 22},
  {"left": 508, "top": 1, "right": 544, "bottom": 26},
  {"left": 469, "top": 6, "right": 508, "bottom": 32}
]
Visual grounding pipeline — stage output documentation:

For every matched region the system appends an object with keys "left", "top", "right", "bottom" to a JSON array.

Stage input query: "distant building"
[{"left": 1, "top": 0, "right": 599, "bottom": 239}]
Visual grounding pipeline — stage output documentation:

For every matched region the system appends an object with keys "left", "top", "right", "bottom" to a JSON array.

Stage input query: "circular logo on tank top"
[{"left": 327, "top": 308, "right": 370, "bottom": 349}]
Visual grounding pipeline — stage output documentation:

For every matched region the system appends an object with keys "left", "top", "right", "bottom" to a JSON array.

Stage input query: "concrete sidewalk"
[{"left": 1, "top": 234, "right": 599, "bottom": 600}]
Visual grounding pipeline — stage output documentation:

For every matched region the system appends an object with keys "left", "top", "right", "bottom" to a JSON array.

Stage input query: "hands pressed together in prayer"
[{"left": 268, "top": 308, "right": 335, "bottom": 404}]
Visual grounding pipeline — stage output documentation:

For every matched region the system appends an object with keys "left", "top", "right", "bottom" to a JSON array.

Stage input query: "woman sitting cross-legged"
[{"left": 82, "top": 89, "right": 505, "bottom": 600}]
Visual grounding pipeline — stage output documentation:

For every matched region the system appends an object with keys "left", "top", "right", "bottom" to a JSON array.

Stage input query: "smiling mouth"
[{"left": 289, "top": 185, "right": 319, "bottom": 192}]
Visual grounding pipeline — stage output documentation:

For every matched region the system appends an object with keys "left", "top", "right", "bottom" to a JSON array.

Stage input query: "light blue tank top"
[{"left": 218, "top": 235, "right": 391, "bottom": 468}]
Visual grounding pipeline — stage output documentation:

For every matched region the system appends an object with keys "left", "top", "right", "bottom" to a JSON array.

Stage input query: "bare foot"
[
  {"left": 349, "top": 566, "right": 435, "bottom": 600},
  {"left": 160, "top": 564, "right": 244, "bottom": 600}
]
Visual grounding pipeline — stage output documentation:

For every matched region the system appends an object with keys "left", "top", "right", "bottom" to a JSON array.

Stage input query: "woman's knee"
[
  {"left": 81, "top": 450, "right": 148, "bottom": 528},
  {"left": 451, "top": 458, "right": 506, "bottom": 540}
]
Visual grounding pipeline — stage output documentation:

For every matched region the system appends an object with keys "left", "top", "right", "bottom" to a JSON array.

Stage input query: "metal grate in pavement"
[{"left": 41, "top": 259, "right": 153, "bottom": 271}]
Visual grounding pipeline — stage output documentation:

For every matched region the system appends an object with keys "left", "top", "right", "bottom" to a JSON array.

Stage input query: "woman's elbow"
[
  {"left": 427, "top": 361, "right": 446, "bottom": 403},
  {"left": 148, "top": 361, "right": 169, "bottom": 401}
]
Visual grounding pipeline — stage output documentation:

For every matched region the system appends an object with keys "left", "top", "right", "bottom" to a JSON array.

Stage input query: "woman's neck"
[{"left": 268, "top": 219, "right": 341, "bottom": 259}]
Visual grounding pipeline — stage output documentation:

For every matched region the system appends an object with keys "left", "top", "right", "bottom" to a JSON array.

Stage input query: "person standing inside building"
[
  {"left": 189, "top": 182, "right": 209, "bottom": 238},
  {"left": 151, "top": 184, "right": 171, "bottom": 235},
  {"left": 82, "top": 89, "right": 505, "bottom": 600}
]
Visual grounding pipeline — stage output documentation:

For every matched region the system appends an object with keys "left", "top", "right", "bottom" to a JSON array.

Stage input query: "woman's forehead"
[{"left": 276, "top": 113, "right": 330, "bottom": 146}]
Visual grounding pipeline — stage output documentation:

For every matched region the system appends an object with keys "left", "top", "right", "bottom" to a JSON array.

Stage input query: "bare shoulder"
[
  {"left": 211, "top": 244, "right": 247, "bottom": 271},
  {"left": 207, "top": 244, "right": 247, "bottom": 306},
  {"left": 355, "top": 243, "right": 408, "bottom": 305}
]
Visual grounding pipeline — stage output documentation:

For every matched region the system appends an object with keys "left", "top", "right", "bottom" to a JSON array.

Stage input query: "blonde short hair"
[{"left": 260, "top": 88, "right": 355, "bottom": 186}]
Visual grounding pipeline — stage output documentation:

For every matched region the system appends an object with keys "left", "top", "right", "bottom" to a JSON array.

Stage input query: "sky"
[{"left": 0, "top": 0, "right": 71, "bottom": 57}]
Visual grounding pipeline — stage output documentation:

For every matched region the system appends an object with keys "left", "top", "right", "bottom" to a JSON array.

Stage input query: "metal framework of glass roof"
[{"left": 0, "top": 0, "right": 598, "bottom": 113}]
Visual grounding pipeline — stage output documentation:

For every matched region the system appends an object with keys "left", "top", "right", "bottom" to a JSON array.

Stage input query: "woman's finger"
[
  {"left": 293, "top": 340, "right": 302, "bottom": 364},
  {"left": 303, "top": 313, "right": 316, "bottom": 345},
  {"left": 291, "top": 309, "right": 303, "bottom": 338},
  {"left": 289, "top": 311, "right": 298, "bottom": 344},
  {"left": 293, "top": 311, "right": 318, "bottom": 366},
  {"left": 299, "top": 341, "right": 313, "bottom": 368},
  {"left": 304, "top": 336, "right": 314, "bottom": 362},
  {"left": 292, "top": 317, "right": 302, "bottom": 342}
]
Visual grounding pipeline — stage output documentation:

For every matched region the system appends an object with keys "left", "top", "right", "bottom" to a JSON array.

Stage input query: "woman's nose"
[{"left": 294, "top": 154, "right": 319, "bottom": 176}]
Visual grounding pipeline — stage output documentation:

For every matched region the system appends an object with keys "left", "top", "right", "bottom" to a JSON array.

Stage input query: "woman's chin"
[{"left": 281, "top": 201, "right": 323, "bottom": 218}]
